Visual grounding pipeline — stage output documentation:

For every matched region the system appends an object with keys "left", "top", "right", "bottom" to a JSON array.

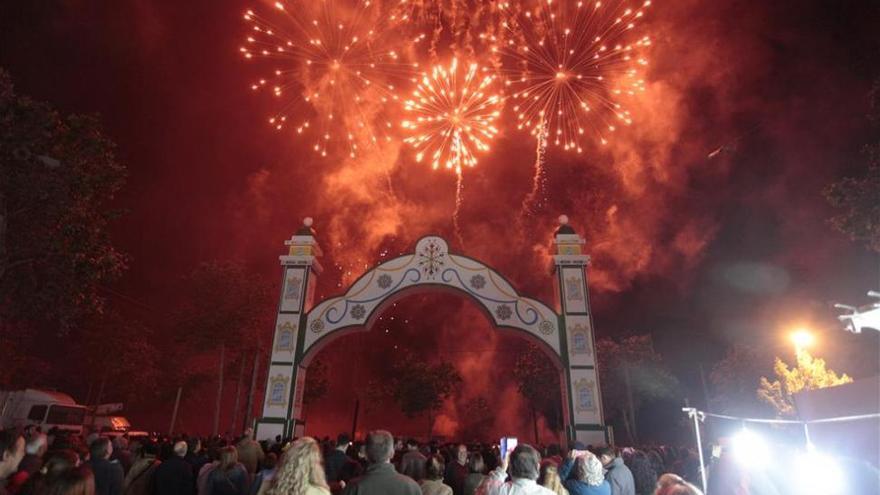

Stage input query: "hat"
[{"left": 571, "top": 441, "right": 587, "bottom": 451}]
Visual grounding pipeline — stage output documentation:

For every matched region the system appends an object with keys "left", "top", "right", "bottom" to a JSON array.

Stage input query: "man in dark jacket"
[
  {"left": 153, "top": 441, "right": 195, "bottom": 495},
  {"left": 444, "top": 444, "right": 469, "bottom": 495},
  {"left": 88, "top": 437, "right": 125, "bottom": 495},
  {"left": 597, "top": 447, "right": 635, "bottom": 495},
  {"left": 341, "top": 431, "right": 420, "bottom": 495},
  {"left": 397, "top": 439, "right": 426, "bottom": 482},
  {"left": 325, "top": 434, "right": 361, "bottom": 492}
]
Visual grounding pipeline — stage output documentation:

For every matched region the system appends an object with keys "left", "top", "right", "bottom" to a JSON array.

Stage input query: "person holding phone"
[{"left": 481, "top": 444, "right": 555, "bottom": 495}]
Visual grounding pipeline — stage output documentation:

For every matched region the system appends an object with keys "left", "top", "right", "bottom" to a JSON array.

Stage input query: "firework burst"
[
  {"left": 498, "top": 0, "right": 651, "bottom": 153},
  {"left": 241, "top": 0, "right": 418, "bottom": 158},
  {"left": 401, "top": 58, "right": 503, "bottom": 175}
]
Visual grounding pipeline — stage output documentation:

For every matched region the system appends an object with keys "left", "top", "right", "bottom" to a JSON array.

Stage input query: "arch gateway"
[{"left": 255, "top": 216, "right": 607, "bottom": 445}]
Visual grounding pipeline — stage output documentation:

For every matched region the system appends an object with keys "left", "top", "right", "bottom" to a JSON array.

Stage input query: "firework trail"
[
  {"left": 520, "top": 116, "right": 549, "bottom": 218},
  {"left": 453, "top": 171, "right": 466, "bottom": 247},
  {"left": 496, "top": 0, "right": 651, "bottom": 216}
]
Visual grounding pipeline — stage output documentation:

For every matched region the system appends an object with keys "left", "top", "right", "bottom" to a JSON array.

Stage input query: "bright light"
[
  {"left": 791, "top": 328, "right": 815, "bottom": 349},
  {"left": 731, "top": 429, "right": 770, "bottom": 468},
  {"left": 794, "top": 446, "right": 845, "bottom": 494}
]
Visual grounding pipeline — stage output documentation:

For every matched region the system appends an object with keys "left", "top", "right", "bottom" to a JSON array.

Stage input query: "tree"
[
  {"left": 710, "top": 344, "right": 774, "bottom": 416},
  {"left": 459, "top": 396, "right": 492, "bottom": 441},
  {"left": 171, "top": 261, "right": 273, "bottom": 434},
  {"left": 512, "top": 343, "right": 563, "bottom": 443},
  {"left": 381, "top": 351, "right": 462, "bottom": 437},
  {"left": 824, "top": 76, "right": 880, "bottom": 253},
  {"left": 758, "top": 349, "right": 853, "bottom": 417},
  {"left": 70, "top": 311, "right": 161, "bottom": 406},
  {"left": 596, "top": 335, "right": 679, "bottom": 445},
  {"left": 0, "top": 69, "right": 127, "bottom": 331},
  {"left": 303, "top": 358, "right": 329, "bottom": 407}
]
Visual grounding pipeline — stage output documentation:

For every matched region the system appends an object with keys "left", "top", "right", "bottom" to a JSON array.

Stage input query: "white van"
[{"left": 0, "top": 389, "right": 87, "bottom": 433}]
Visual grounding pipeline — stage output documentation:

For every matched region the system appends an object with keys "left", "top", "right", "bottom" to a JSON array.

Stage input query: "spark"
[
  {"left": 241, "top": 0, "right": 418, "bottom": 158},
  {"left": 498, "top": 0, "right": 651, "bottom": 152},
  {"left": 401, "top": 58, "right": 502, "bottom": 175}
]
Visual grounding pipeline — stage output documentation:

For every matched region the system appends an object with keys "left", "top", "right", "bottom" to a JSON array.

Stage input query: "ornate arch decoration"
[{"left": 302, "top": 236, "right": 561, "bottom": 364}]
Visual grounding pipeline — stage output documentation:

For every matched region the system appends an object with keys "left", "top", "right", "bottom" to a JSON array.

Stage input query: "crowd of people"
[{"left": 0, "top": 426, "right": 704, "bottom": 495}]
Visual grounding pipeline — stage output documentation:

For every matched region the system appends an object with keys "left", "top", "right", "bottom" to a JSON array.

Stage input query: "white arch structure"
[{"left": 255, "top": 218, "right": 607, "bottom": 445}]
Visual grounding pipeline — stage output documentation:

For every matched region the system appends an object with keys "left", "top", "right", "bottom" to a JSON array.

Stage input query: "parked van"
[{"left": 0, "top": 389, "right": 87, "bottom": 433}]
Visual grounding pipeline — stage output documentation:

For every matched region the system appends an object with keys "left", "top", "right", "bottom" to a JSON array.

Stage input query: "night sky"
[{"left": 2, "top": 0, "right": 879, "bottom": 439}]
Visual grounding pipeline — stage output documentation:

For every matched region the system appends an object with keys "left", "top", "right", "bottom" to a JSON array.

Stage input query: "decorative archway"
[{"left": 255, "top": 217, "right": 607, "bottom": 446}]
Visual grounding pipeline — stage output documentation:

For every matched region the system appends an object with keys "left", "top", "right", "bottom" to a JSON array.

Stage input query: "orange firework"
[
  {"left": 497, "top": 0, "right": 651, "bottom": 153},
  {"left": 241, "top": 0, "right": 418, "bottom": 158},
  {"left": 402, "top": 58, "right": 502, "bottom": 175}
]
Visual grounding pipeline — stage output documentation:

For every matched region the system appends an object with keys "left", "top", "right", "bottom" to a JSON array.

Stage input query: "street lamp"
[{"left": 790, "top": 328, "right": 815, "bottom": 351}]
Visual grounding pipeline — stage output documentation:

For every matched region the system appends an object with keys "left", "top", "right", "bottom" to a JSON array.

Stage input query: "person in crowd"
[
  {"left": 461, "top": 453, "right": 486, "bottom": 495},
  {"left": 86, "top": 438, "right": 124, "bottom": 495},
  {"left": 624, "top": 452, "right": 656, "bottom": 495},
  {"left": 398, "top": 440, "right": 426, "bottom": 483},
  {"left": 111, "top": 437, "right": 132, "bottom": 475},
  {"left": 652, "top": 475, "right": 702, "bottom": 495},
  {"left": 123, "top": 440, "right": 160, "bottom": 495},
  {"left": 249, "top": 453, "right": 276, "bottom": 495},
  {"left": 7, "top": 433, "right": 48, "bottom": 493},
  {"left": 419, "top": 455, "right": 452, "bottom": 495},
  {"left": 236, "top": 430, "right": 264, "bottom": 477},
  {"left": 264, "top": 437, "right": 329, "bottom": 495},
  {"left": 206, "top": 447, "right": 248, "bottom": 495},
  {"left": 561, "top": 454, "right": 609, "bottom": 495},
  {"left": 341, "top": 430, "right": 420, "bottom": 495},
  {"left": 17, "top": 449, "right": 80, "bottom": 495},
  {"left": 196, "top": 449, "right": 221, "bottom": 495},
  {"left": 43, "top": 465, "right": 96, "bottom": 495},
  {"left": 185, "top": 439, "right": 209, "bottom": 479},
  {"left": 0, "top": 431, "right": 25, "bottom": 495},
  {"left": 323, "top": 434, "right": 360, "bottom": 492},
  {"left": 596, "top": 448, "right": 634, "bottom": 495},
  {"left": 153, "top": 441, "right": 193, "bottom": 495},
  {"left": 538, "top": 464, "right": 568, "bottom": 495},
  {"left": 542, "top": 447, "right": 563, "bottom": 470},
  {"left": 442, "top": 445, "right": 467, "bottom": 495},
  {"left": 482, "top": 444, "right": 555, "bottom": 495}
]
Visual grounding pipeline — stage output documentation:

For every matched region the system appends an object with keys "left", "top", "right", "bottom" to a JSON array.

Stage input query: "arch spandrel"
[{"left": 303, "top": 236, "right": 560, "bottom": 359}]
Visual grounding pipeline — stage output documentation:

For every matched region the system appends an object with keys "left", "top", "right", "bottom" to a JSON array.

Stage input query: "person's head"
[
  {"left": 89, "top": 438, "right": 112, "bottom": 461},
  {"left": 218, "top": 446, "right": 239, "bottom": 471},
  {"left": 539, "top": 463, "right": 564, "bottom": 492},
  {"left": 0, "top": 430, "right": 25, "bottom": 479},
  {"left": 455, "top": 444, "right": 468, "bottom": 464},
  {"left": 335, "top": 433, "right": 351, "bottom": 450},
  {"left": 508, "top": 444, "right": 541, "bottom": 481},
  {"left": 365, "top": 431, "right": 394, "bottom": 464},
  {"left": 263, "top": 452, "right": 278, "bottom": 471},
  {"left": 467, "top": 452, "right": 485, "bottom": 474},
  {"left": 26, "top": 433, "right": 49, "bottom": 457},
  {"left": 173, "top": 441, "right": 188, "bottom": 458},
  {"left": 187, "top": 437, "right": 201, "bottom": 455},
  {"left": 654, "top": 474, "right": 703, "bottom": 495},
  {"left": 44, "top": 465, "right": 95, "bottom": 495},
  {"left": 573, "top": 453, "right": 605, "bottom": 487},
  {"left": 42, "top": 450, "right": 81, "bottom": 479},
  {"left": 425, "top": 454, "right": 445, "bottom": 481},
  {"left": 243, "top": 428, "right": 254, "bottom": 440},
  {"left": 546, "top": 444, "right": 561, "bottom": 458},
  {"left": 268, "top": 437, "right": 328, "bottom": 495},
  {"left": 596, "top": 446, "right": 616, "bottom": 467},
  {"left": 405, "top": 438, "right": 419, "bottom": 451}
]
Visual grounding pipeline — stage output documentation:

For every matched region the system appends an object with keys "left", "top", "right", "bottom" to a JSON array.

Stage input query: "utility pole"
[{"left": 213, "top": 343, "right": 225, "bottom": 436}]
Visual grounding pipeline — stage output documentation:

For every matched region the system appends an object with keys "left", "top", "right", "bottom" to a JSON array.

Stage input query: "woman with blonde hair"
[
  {"left": 207, "top": 446, "right": 249, "bottom": 495},
  {"left": 265, "top": 437, "right": 330, "bottom": 495},
  {"left": 538, "top": 464, "right": 569, "bottom": 495}
]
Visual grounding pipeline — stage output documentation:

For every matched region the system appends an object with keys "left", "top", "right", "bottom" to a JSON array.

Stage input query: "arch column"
[
  {"left": 254, "top": 219, "right": 322, "bottom": 441},
  {"left": 552, "top": 216, "right": 608, "bottom": 445}
]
